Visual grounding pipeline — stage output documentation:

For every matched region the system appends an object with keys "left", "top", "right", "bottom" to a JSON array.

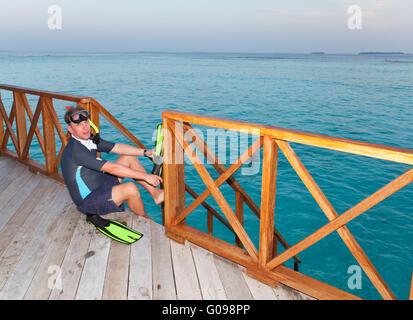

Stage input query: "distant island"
[
  {"left": 359, "top": 52, "right": 404, "bottom": 55},
  {"left": 311, "top": 52, "right": 325, "bottom": 55}
]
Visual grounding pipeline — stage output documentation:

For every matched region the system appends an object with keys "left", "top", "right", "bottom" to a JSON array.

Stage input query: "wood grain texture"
[
  {"left": 170, "top": 240, "right": 202, "bottom": 300},
  {"left": 13, "top": 92, "right": 27, "bottom": 158},
  {"left": 24, "top": 204, "right": 80, "bottom": 300},
  {"left": 214, "top": 255, "right": 253, "bottom": 300},
  {"left": 128, "top": 215, "right": 153, "bottom": 300},
  {"left": 151, "top": 222, "right": 176, "bottom": 300},
  {"left": 102, "top": 212, "right": 132, "bottom": 300},
  {"left": 190, "top": 244, "right": 227, "bottom": 300},
  {"left": 0, "top": 187, "right": 70, "bottom": 299},
  {"left": 259, "top": 136, "right": 278, "bottom": 268},
  {"left": 49, "top": 214, "right": 94, "bottom": 300}
]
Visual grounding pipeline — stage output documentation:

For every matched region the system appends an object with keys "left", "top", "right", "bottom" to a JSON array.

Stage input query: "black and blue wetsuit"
[{"left": 61, "top": 136, "right": 125, "bottom": 215}]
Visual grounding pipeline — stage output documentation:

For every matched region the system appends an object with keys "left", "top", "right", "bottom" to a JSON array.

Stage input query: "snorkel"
[{"left": 88, "top": 119, "right": 101, "bottom": 144}]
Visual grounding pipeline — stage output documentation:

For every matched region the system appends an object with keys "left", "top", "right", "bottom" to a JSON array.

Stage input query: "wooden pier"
[
  {"left": 1, "top": 84, "right": 412, "bottom": 300},
  {"left": 0, "top": 156, "right": 310, "bottom": 300}
]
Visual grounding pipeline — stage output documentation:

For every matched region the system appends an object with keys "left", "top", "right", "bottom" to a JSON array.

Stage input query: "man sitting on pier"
[{"left": 60, "top": 106, "right": 164, "bottom": 219}]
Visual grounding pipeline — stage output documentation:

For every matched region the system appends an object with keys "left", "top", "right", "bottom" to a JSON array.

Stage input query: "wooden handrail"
[
  {"left": 162, "top": 110, "right": 413, "bottom": 300},
  {"left": 163, "top": 110, "right": 413, "bottom": 165},
  {"left": 0, "top": 84, "right": 90, "bottom": 103}
]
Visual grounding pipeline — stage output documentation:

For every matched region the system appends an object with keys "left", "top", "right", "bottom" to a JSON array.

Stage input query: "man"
[{"left": 60, "top": 106, "right": 163, "bottom": 219}]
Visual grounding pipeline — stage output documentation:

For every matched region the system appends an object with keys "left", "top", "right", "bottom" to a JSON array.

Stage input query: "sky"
[{"left": 0, "top": 0, "right": 412, "bottom": 53}]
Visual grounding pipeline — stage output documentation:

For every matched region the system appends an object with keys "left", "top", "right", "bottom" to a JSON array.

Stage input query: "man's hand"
[
  {"left": 144, "top": 149, "right": 155, "bottom": 159},
  {"left": 144, "top": 173, "right": 163, "bottom": 186}
]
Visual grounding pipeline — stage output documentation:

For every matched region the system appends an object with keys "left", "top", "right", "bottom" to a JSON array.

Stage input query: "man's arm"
[
  {"left": 110, "top": 143, "right": 153, "bottom": 158},
  {"left": 101, "top": 161, "right": 162, "bottom": 186}
]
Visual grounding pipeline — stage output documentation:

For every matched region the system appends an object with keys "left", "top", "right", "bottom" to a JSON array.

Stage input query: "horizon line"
[{"left": 0, "top": 50, "right": 410, "bottom": 55}]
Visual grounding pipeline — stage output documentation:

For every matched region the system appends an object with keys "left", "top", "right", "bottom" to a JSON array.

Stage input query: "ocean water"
[{"left": 1, "top": 52, "right": 413, "bottom": 300}]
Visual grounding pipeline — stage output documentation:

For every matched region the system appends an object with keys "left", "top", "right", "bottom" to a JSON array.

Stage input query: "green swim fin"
[
  {"left": 86, "top": 214, "right": 143, "bottom": 245},
  {"left": 151, "top": 123, "right": 163, "bottom": 176}
]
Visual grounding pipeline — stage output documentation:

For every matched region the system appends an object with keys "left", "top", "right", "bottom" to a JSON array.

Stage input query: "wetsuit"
[{"left": 60, "top": 136, "right": 125, "bottom": 215}]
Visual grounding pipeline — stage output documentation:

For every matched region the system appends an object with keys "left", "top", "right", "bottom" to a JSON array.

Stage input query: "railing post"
[
  {"left": 88, "top": 101, "right": 100, "bottom": 131},
  {"left": 258, "top": 136, "right": 278, "bottom": 269},
  {"left": 42, "top": 97, "right": 57, "bottom": 174},
  {"left": 14, "top": 92, "right": 27, "bottom": 158},
  {"left": 163, "top": 117, "right": 186, "bottom": 244}
]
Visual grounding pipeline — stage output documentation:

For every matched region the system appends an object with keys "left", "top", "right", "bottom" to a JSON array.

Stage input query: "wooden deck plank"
[
  {"left": 0, "top": 166, "right": 34, "bottom": 228},
  {"left": 214, "top": 255, "right": 253, "bottom": 300},
  {"left": 0, "top": 187, "right": 71, "bottom": 299},
  {"left": 128, "top": 214, "right": 153, "bottom": 300},
  {"left": 0, "top": 176, "right": 50, "bottom": 257},
  {"left": 0, "top": 181, "right": 67, "bottom": 292},
  {"left": 0, "top": 157, "right": 14, "bottom": 175},
  {"left": 151, "top": 222, "right": 176, "bottom": 300},
  {"left": 241, "top": 268, "right": 278, "bottom": 300},
  {"left": 75, "top": 225, "right": 111, "bottom": 300},
  {"left": 24, "top": 204, "right": 81, "bottom": 300},
  {"left": 0, "top": 156, "right": 12, "bottom": 167},
  {"left": 0, "top": 173, "right": 41, "bottom": 232},
  {"left": 49, "top": 214, "right": 94, "bottom": 300},
  {"left": 170, "top": 240, "right": 203, "bottom": 300},
  {"left": 272, "top": 285, "right": 292, "bottom": 300},
  {"left": 102, "top": 212, "right": 132, "bottom": 300},
  {"left": 0, "top": 162, "right": 27, "bottom": 195},
  {"left": 190, "top": 244, "right": 227, "bottom": 300}
]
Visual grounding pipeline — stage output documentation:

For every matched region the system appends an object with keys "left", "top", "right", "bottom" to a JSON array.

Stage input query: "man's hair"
[{"left": 64, "top": 105, "right": 87, "bottom": 124}]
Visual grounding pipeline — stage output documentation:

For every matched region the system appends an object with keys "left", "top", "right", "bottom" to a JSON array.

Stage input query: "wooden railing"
[
  {"left": 162, "top": 110, "right": 413, "bottom": 300},
  {"left": 0, "top": 85, "right": 261, "bottom": 246},
  {"left": 0, "top": 84, "right": 146, "bottom": 181},
  {"left": 0, "top": 84, "right": 298, "bottom": 264}
]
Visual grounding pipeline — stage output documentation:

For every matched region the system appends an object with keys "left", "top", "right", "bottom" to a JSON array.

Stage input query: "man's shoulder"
[{"left": 62, "top": 137, "right": 86, "bottom": 157}]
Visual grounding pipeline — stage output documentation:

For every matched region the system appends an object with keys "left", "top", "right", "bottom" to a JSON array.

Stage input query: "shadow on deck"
[{"left": 0, "top": 156, "right": 312, "bottom": 300}]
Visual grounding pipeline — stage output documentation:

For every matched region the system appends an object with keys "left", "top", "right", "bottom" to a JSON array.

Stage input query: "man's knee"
[
  {"left": 124, "top": 182, "right": 141, "bottom": 198},
  {"left": 115, "top": 155, "right": 138, "bottom": 167}
]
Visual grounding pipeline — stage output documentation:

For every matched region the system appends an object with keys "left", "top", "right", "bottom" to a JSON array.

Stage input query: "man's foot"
[
  {"left": 135, "top": 211, "right": 153, "bottom": 221},
  {"left": 154, "top": 189, "right": 164, "bottom": 205}
]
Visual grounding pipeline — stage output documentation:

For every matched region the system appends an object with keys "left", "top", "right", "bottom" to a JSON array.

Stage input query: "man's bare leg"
[
  {"left": 111, "top": 182, "right": 151, "bottom": 219},
  {"left": 115, "top": 155, "right": 164, "bottom": 205}
]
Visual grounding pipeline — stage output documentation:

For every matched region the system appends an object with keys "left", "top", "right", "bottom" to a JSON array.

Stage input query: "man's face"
[{"left": 67, "top": 113, "right": 91, "bottom": 140}]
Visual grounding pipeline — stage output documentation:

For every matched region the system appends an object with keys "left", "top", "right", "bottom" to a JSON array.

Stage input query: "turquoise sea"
[{"left": 1, "top": 52, "right": 413, "bottom": 299}]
